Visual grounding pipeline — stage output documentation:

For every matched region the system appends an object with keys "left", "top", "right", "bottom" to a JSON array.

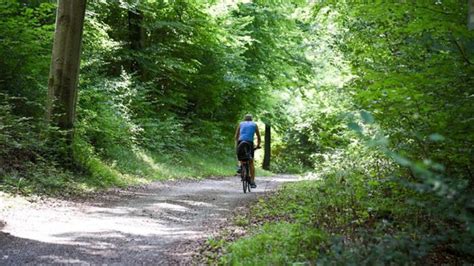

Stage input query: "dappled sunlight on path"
[{"left": 0, "top": 175, "right": 299, "bottom": 264}]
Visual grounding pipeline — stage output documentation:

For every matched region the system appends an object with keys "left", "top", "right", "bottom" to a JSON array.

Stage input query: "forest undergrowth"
[{"left": 200, "top": 126, "right": 473, "bottom": 264}]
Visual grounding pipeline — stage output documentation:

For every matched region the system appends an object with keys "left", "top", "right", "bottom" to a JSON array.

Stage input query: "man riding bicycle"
[{"left": 235, "top": 114, "right": 261, "bottom": 188}]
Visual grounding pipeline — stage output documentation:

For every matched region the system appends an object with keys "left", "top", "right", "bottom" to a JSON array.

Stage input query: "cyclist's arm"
[
  {"left": 234, "top": 124, "right": 240, "bottom": 147},
  {"left": 255, "top": 124, "right": 261, "bottom": 148}
]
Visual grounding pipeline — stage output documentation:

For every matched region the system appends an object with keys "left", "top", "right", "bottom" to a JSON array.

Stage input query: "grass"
[
  {"left": 222, "top": 222, "right": 326, "bottom": 265},
  {"left": 0, "top": 139, "right": 272, "bottom": 196},
  {"left": 95, "top": 143, "right": 272, "bottom": 180},
  {"left": 201, "top": 180, "right": 329, "bottom": 265}
]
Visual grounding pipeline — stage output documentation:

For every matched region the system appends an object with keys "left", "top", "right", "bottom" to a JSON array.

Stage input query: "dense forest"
[{"left": 1, "top": 0, "right": 473, "bottom": 264}]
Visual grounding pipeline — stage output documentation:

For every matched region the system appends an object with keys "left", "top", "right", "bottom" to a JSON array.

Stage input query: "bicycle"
[
  {"left": 237, "top": 142, "right": 260, "bottom": 193},
  {"left": 240, "top": 159, "right": 251, "bottom": 193}
]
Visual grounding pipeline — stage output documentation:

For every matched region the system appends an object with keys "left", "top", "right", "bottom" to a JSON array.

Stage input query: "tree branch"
[
  {"left": 413, "top": 5, "right": 453, "bottom": 16},
  {"left": 453, "top": 38, "right": 473, "bottom": 65}
]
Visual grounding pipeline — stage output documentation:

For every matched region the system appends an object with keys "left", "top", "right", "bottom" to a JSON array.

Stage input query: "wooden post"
[
  {"left": 47, "top": 0, "right": 87, "bottom": 157},
  {"left": 262, "top": 123, "right": 271, "bottom": 170}
]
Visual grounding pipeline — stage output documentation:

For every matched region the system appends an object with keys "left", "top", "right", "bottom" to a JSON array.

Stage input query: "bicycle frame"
[{"left": 240, "top": 160, "right": 251, "bottom": 193}]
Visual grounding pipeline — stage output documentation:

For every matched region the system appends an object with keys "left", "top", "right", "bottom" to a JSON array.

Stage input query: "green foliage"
[
  {"left": 0, "top": 1, "right": 54, "bottom": 171},
  {"left": 219, "top": 168, "right": 472, "bottom": 264},
  {"left": 0, "top": 0, "right": 54, "bottom": 116},
  {"left": 328, "top": 1, "right": 474, "bottom": 179},
  {"left": 0, "top": 94, "right": 43, "bottom": 169},
  {"left": 223, "top": 223, "right": 326, "bottom": 265},
  {"left": 1, "top": 0, "right": 289, "bottom": 193}
]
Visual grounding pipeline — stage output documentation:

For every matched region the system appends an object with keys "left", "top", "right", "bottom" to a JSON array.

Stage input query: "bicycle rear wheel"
[
  {"left": 245, "top": 163, "right": 251, "bottom": 193},
  {"left": 241, "top": 163, "right": 247, "bottom": 193}
]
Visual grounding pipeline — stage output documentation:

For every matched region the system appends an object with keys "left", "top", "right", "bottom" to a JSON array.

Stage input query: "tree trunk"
[
  {"left": 262, "top": 123, "right": 271, "bottom": 170},
  {"left": 47, "top": 0, "right": 87, "bottom": 158},
  {"left": 469, "top": 0, "right": 474, "bottom": 30},
  {"left": 128, "top": 8, "right": 145, "bottom": 77}
]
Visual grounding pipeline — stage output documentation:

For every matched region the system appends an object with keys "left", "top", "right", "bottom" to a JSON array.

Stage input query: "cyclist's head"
[{"left": 244, "top": 114, "right": 253, "bottom": 121}]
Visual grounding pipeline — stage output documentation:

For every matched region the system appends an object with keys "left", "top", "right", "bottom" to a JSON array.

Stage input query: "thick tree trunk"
[
  {"left": 262, "top": 123, "right": 271, "bottom": 170},
  {"left": 469, "top": 0, "right": 474, "bottom": 30},
  {"left": 47, "top": 0, "right": 87, "bottom": 155}
]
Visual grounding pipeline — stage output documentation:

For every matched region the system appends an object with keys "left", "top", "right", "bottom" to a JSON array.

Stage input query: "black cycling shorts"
[{"left": 237, "top": 140, "right": 254, "bottom": 161}]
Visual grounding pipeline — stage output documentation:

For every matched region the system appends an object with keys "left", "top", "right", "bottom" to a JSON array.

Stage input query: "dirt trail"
[{"left": 0, "top": 175, "right": 298, "bottom": 265}]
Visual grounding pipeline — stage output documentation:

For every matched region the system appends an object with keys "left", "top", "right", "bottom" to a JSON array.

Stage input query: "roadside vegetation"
[{"left": 207, "top": 173, "right": 471, "bottom": 264}]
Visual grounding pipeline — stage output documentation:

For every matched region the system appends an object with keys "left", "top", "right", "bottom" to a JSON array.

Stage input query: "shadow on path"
[
  {"left": 0, "top": 231, "right": 183, "bottom": 265},
  {"left": 0, "top": 175, "right": 299, "bottom": 264}
]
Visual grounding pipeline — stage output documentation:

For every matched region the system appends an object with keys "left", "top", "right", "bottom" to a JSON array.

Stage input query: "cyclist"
[{"left": 235, "top": 114, "right": 261, "bottom": 188}]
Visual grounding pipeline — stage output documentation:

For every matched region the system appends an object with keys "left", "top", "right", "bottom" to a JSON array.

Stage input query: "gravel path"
[{"left": 0, "top": 175, "right": 298, "bottom": 265}]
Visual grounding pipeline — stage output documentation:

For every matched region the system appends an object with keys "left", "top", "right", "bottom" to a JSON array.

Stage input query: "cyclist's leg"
[
  {"left": 236, "top": 161, "right": 242, "bottom": 173},
  {"left": 236, "top": 140, "right": 243, "bottom": 173},
  {"left": 250, "top": 159, "right": 255, "bottom": 182},
  {"left": 250, "top": 142, "right": 256, "bottom": 183}
]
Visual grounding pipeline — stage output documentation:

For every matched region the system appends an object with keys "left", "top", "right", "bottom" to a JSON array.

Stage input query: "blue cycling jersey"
[{"left": 239, "top": 121, "right": 256, "bottom": 142}]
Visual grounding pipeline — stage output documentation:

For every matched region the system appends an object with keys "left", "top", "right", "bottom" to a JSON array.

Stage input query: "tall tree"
[
  {"left": 47, "top": 0, "right": 87, "bottom": 151},
  {"left": 262, "top": 123, "right": 271, "bottom": 170},
  {"left": 128, "top": 7, "right": 145, "bottom": 75}
]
